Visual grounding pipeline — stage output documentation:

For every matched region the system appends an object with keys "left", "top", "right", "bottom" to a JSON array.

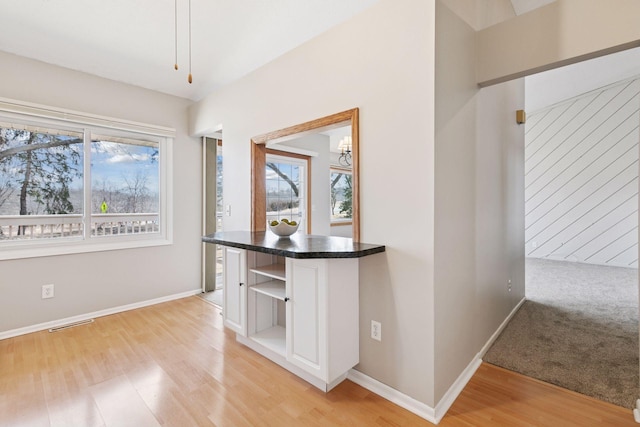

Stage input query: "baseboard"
[
  {"left": 433, "top": 355, "right": 482, "bottom": 423},
  {"left": 348, "top": 297, "right": 526, "bottom": 425},
  {"left": 479, "top": 296, "right": 526, "bottom": 357},
  {"left": 0, "top": 289, "right": 201, "bottom": 341},
  {"left": 347, "top": 369, "right": 437, "bottom": 424}
]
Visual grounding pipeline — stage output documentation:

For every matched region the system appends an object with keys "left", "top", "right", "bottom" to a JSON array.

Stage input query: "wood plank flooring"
[{"left": 0, "top": 296, "right": 635, "bottom": 426}]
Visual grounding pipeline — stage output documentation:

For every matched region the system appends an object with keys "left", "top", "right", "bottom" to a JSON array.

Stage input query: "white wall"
[
  {"left": 477, "top": 0, "right": 640, "bottom": 86},
  {"left": 434, "top": 0, "right": 525, "bottom": 403},
  {"left": 526, "top": 47, "right": 640, "bottom": 112},
  {"left": 525, "top": 77, "right": 639, "bottom": 268},
  {"left": 0, "top": 52, "right": 201, "bottom": 333},
  {"left": 191, "top": 0, "right": 438, "bottom": 407}
]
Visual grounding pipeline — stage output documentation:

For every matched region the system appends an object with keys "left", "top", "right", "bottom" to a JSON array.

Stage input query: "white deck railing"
[
  {"left": 0, "top": 213, "right": 159, "bottom": 241},
  {"left": 91, "top": 213, "right": 159, "bottom": 236}
]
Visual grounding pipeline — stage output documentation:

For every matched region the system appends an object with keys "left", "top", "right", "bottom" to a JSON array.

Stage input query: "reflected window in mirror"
[
  {"left": 330, "top": 168, "right": 352, "bottom": 224},
  {"left": 266, "top": 153, "right": 309, "bottom": 234}
]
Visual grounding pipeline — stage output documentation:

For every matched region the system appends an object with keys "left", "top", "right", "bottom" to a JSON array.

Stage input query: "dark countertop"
[{"left": 202, "top": 231, "right": 385, "bottom": 259}]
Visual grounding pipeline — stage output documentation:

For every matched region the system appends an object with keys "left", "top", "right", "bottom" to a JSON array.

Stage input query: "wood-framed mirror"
[{"left": 251, "top": 108, "right": 360, "bottom": 241}]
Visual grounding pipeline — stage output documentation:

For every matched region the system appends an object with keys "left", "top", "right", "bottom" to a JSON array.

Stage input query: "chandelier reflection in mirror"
[{"left": 338, "top": 136, "right": 352, "bottom": 166}]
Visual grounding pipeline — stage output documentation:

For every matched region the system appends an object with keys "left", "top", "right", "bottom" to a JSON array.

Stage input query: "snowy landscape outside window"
[
  {"left": 0, "top": 114, "right": 168, "bottom": 252},
  {"left": 90, "top": 134, "right": 160, "bottom": 237},
  {"left": 265, "top": 154, "right": 306, "bottom": 233},
  {"left": 0, "top": 121, "right": 84, "bottom": 240},
  {"left": 330, "top": 169, "right": 352, "bottom": 222}
]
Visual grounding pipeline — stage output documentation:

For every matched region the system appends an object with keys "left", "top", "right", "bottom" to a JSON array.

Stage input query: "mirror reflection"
[{"left": 266, "top": 125, "right": 353, "bottom": 238}]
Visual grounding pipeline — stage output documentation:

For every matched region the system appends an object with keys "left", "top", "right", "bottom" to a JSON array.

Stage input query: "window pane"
[
  {"left": 265, "top": 158, "right": 305, "bottom": 231},
  {"left": 330, "top": 171, "right": 352, "bottom": 221},
  {"left": 90, "top": 136, "right": 159, "bottom": 236},
  {"left": 0, "top": 124, "right": 84, "bottom": 241}
]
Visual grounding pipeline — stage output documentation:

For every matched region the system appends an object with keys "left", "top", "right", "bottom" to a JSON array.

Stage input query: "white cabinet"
[
  {"left": 222, "top": 246, "right": 247, "bottom": 336},
  {"left": 221, "top": 247, "right": 360, "bottom": 391},
  {"left": 287, "top": 257, "right": 359, "bottom": 386}
]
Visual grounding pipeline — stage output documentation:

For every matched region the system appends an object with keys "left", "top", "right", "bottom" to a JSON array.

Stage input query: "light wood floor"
[{"left": 0, "top": 296, "right": 635, "bottom": 426}]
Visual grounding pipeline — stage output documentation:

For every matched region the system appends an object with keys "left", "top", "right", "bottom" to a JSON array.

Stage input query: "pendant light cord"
[
  {"left": 173, "top": 0, "right": 193, "bottom": 84},
  {"left": 188, "top": 0, "right": 193, "bottom": 84},
  {"left": 174, "top": 0, "right": 178, "bottom": 70}
]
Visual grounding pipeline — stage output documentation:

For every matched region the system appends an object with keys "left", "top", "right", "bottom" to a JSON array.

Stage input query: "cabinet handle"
[
  {"left": 239, "top": 282, "right": 244, "bottom": 287},
  {"left": 284, "top": 297, "right": 290, "bottom": 302}
]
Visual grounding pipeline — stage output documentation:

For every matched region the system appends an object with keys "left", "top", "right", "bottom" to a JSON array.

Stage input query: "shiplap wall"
[{"left": 525, "top": 77, "right": 639, "bottom": 268}]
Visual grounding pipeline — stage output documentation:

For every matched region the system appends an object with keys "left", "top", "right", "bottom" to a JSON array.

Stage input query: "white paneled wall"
[{"left": 525, "top": 77, "right": 639, "bottom": 268}]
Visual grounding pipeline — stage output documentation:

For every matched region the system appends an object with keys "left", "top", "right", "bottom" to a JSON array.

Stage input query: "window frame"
[{"left": 0, "top": 98, "right": 174, "bottom": 261}]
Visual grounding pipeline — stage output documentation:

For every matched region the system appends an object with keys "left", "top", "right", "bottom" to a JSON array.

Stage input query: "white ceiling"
[
  {"left": 0, "top": 0, "right": 556, "bottom": 102},
  {"left": 0, "top": 0, "right": 378, "bottom": 101}
]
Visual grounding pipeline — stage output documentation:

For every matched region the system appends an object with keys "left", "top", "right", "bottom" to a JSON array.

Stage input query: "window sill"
[{"left": 0, "top": 235, "right": 172, "bottom": 261}]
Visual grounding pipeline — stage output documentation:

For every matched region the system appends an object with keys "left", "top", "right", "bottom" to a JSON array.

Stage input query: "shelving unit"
[
  {"left": 250, "top": 325, "right": 286, "bottom": 355},
  {"left": 250, "top": 280, "right": 286, "bottom": 300},
  {"left": 248, "top": 255, "right": 287, "bottom": 357},
  {"left": 216, "top": 238, "right": 371, "bottom": 392},
  {"left": 249, "top": 263, "right": 285, "bottom": 281}
]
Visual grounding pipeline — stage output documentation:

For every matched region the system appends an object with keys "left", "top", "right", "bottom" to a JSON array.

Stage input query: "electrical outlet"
[
  {"left": 508, "top": 279, "right": 512, "bottom": 292},
  {"left": 42, "top": 284, "right": 54, "bottom": 299},
  {"left": 371, "top": 320, "right": 381, "bottom": 341}
]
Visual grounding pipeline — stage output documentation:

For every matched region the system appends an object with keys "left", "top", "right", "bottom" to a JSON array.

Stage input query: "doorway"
[
  {"left": 485, "top": 50, "right": 640, "bottom": 408},
  {"left": 201, "top": 136, "right": 223, "bottom": 307}
]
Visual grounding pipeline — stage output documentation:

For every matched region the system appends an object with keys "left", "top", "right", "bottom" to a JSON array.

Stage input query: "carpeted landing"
[{"left": 484, "top": 258, "right": 639, "bottom": 409}]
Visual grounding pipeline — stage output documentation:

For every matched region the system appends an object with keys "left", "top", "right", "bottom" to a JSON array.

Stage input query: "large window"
[{"left": 0, "top": 105, "right": 172, "bottom": 259}]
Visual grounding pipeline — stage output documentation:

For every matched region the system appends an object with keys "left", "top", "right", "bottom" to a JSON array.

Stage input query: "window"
[
  {"left": 0, "top": 102, "right": 172, "bottom": 259},
  {"left": 330, "top": 168, "right": 352, "bottom": 223},
  {"left": 90, "top": 134, "right": 160, "bottom": 236},
  {"left": 266, "top": 154, "right": 307, "bottom": 233}
]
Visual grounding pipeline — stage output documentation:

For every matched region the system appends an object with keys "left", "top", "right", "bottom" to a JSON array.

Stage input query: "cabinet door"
[
  {"left": 223, "top": 247, "right": 247, "bottom": 336},
  {"left": 286, "top": 258, "right": 327, "bottom": 380}
]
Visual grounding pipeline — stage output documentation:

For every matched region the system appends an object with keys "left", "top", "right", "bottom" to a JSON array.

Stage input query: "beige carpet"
[{"left": 484, "top": 258, "right": 639, "bottom": 408}]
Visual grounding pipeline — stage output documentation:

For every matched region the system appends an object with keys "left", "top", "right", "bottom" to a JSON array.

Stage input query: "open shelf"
[
  {"left": 250, "top": 263, "right": 286, "bottom": 281},
  {"left": 250, "top": 325, "right": 286, "bottom": 356},
  {"left": 250, "top": 281, "right": 286, "bottom": 301}
]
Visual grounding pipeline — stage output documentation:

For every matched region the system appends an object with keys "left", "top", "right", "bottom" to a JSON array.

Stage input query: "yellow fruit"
[
  {"left": 281, "top": 218, "right": 290, "bottom": 224},
  {"left": 289, "top": 221, "right": 297, "bottom": 226},
  {"left": 270, "top": 220, "right": 279, "bottom": 226}
]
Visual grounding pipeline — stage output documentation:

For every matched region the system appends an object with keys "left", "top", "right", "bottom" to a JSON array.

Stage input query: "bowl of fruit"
[{"left": 268, "top": 218, "right": 299, "bottom": 237}]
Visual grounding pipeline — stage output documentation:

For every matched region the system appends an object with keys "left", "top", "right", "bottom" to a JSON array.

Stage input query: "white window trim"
[{"left": 0, "top": 97, "right": 174, "bottom": 261}]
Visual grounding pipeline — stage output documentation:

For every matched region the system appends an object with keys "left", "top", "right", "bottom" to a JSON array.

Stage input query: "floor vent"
[{"left": 48, "top": 319, "right": 94, "bottom": 332}]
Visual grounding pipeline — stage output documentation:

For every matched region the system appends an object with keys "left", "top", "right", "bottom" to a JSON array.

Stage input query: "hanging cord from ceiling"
[
  {"left": 188, "top": 0, "right": 192, "bottom": 84},
  {"left": 174, "top": 0, "right": 193, "bottom": 84},
  {"left": 174, "top": 0, "right": 178, "bottom": 71}
]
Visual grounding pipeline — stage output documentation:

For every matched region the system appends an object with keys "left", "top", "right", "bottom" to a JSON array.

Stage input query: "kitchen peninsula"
[{"left": 202, "top": 231, "right": 385, "bottom": 391}]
